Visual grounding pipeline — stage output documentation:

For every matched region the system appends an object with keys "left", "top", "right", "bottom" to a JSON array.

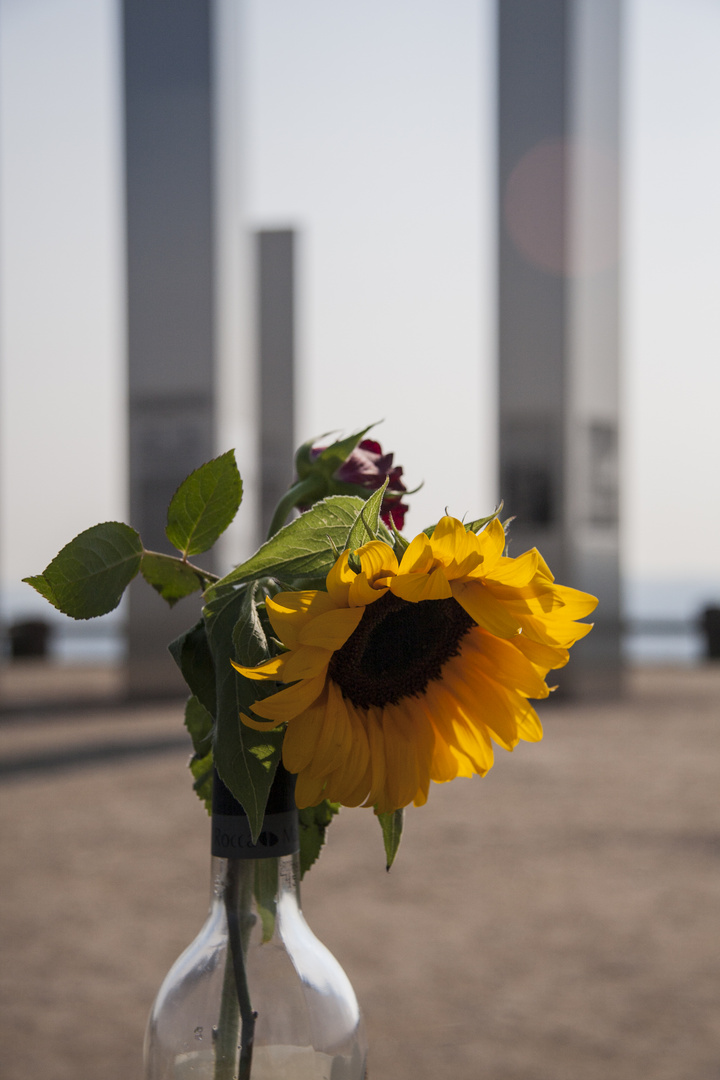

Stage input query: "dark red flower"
[{"left": 311, "top": 438, "right": 409, "bottom": 530}]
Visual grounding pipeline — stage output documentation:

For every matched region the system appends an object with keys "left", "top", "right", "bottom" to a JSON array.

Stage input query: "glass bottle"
[{"left": 144, "top": 766, "right": 367, "bottom": 1080}]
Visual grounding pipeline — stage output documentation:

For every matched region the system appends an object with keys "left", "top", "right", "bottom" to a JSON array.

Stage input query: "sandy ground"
[{"left": 0, "top": 664, "right": 719, "bottom": 1080}]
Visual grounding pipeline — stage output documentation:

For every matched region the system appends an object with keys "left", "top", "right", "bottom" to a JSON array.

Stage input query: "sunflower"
[{"left": 233, "top": 516, "right": 597, "bottom": 813}]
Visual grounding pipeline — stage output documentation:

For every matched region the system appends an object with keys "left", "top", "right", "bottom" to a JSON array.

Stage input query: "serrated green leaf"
[
  {"left": 207, "top": 495, "right": 365, "bottom": 599},
  {"left": 165, "top": 450, "right": 242, "bottom": 557},
  {"left": 185, "top": 695, "right": 214, "bottom": 756},
  {"left": 295, "top": 424, "right": 376, "bottom": 480},
  {"left": 189, "top": 750, "right": 214, "bottom": 813},
  {"left": 169, "top": 620, "right": 217, "bottom": 717},
  {"left": 23, "top": 574, "right": 59, "bottom": 608},
  {"left": 312, "top": 424, "right": 377, "bottom": 475},
  {"left": 388, "top": 518, "right": 410, "bottom": 558},
  {"left": 141, "top": 552, "right": 204, "bottom": 606},
  {"left": 376, "top": 519, "right": 395, "bottom": 546},
  {"left": 344, "top": 479, "right": 387, "bottom": 553},
  {"left": 299, "top": 800, "right": 341, "bottom": 878},
  {"left": 254, "top": 859, "right": 279, "bottom": 942},
  {"left": 465, "top": 505, "right": 503, "bottom": 533},
  {"left": 231, "top": 580, "right": 275, "bottom": 667},
  {"left": 24, "top": 522, "right": 142, "bottom": 620},
  {"left": 185, "top": 696, "right": 215, "bottom": 813},
  {"left": 377, "top": 808, "right": 404, "bottom": 870},
  {"left": 204, "top": 582, "right": 283, "bottom": 840}
]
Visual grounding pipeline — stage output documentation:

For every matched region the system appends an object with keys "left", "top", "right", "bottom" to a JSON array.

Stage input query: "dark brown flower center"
[{"left": 327, "top": 592, "right": 475, "bottom": 709}]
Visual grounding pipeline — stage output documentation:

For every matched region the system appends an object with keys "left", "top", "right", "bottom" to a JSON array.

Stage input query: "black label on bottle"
[{"left": 211, "top": 810, "right": 299, "bottom": 859}]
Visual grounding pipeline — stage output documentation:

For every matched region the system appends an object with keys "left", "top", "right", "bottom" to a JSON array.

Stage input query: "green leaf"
[
  {"left": 231, "top": 581, "right": 276, "bottom": 667},
  {"left": 204, "top": 582, "right": 283, "bottom": 840},
  {"left": 185, "top": 695, "right": 214, "bottom": 756},
  {"left": 377, "top": 808, "right": 404, "bottom": 870},
  {"left": 295, "top": 423, "right": 376, "bottom": 480},
  {"left": 23, "top": 574, "right": 59, "bottom": 608},
  {"left": 23, "top": 522, "right": 142, "bottom": 620},
  {"left": 185, "top": 696, "right": 215, "bottom": 813},
  {"left": 465, "top": 504, "right": 503, "bottom": 534},
  {"left": 165, "top": 450, "right": 242, "bottom": 557},
  {"left": 299, "top": 800, "right": 341, "bottom": 878},
  {"left": 207, "top": 495, "right": 365, "bottom": 598},
  {"left": 311, "top": 424, "right": 377, "bottom": 475},
  {"left": 254, "top": 860, "right": 279, "bottom": 942},
  {"left": 344, "top": 479, "right": 388, "bottom": 553},
  {"left": 141, "top": 552, "right": 204, "bottom": 606},
  {"left": 169, "top": 620, "right": 217, "bottom": 717},
  {"left": 189, "top": 750, "right": 214, "bottom": 813},
  {"left": 388, "top": 518, "right": 410, "bottom": 558}
]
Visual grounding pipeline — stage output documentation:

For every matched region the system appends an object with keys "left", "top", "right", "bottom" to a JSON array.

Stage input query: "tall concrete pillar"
[
  {"left": 497, "top": 0, "right": 622, "bottom": 696},
  {"left": 257, "top": 230, "right": 296, "bottom": 539},
  {"left": 123, "top": 1, "right": 216, "bottom": 696}
]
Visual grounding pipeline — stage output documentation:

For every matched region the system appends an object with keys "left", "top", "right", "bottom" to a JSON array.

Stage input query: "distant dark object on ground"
[
  {"left": 700, "top": 606, "right": 720, "bottom": 659},
  {"left": 9, "top": 619, "right": 52, "bottom": 659}
]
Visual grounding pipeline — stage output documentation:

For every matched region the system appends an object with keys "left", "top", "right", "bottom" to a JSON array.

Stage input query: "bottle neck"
[
  {"left": 210, "top": 766, "right": 302, "bottom": 924},
  {"left": 211, "top": 765, "right": 299, "bottom": 862}
]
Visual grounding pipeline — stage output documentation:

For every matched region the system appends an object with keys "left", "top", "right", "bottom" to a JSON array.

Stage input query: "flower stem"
[{"left": 214, "top": 861, "right": 256, "bottom": 1080}]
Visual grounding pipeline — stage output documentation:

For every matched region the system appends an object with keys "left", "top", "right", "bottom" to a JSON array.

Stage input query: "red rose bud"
[{"left": 313, "top": 439, "right": 408, "bottom": 529}]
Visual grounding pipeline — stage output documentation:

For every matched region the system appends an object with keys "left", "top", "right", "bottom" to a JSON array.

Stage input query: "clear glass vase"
[{"left": 143, "top": 769, "right": 367, "bottom": 1080}]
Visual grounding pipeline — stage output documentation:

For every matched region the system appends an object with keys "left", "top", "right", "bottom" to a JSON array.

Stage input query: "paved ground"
[{"left": 0, "top": 663, "right": 719, "bottom": 1080}]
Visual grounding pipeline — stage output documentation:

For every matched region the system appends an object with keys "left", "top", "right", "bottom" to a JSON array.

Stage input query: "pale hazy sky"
[{"left": 1, "top": 0, "right": 719, "bottom": 616}]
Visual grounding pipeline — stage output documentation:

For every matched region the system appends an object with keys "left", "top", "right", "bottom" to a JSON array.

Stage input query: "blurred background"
[
  {"left": 1, "top": 0, "right": 719, "bottom": 674},
  {"left": 0, "top": 1, "right": 718, "bottom": 1078}
]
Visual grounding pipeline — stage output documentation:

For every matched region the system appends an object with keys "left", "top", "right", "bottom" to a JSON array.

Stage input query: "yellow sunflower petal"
[
  {"left": 462, "top": 628, "right": 550, "bottom": 699},
  {"left": 240, "top": 711, "right": 284, "bottom": 732},
  {"left": 322, "top": 703, "right": 371, "bottom": 806},
  {"left": 412, "top": 771, "right": 430, "bottom": 808},
  {"left": 281, "top": 695, "right": 327, "bottom": 773},
  {"left": 266, "top": 590, "right": 338, "bottom": 648},
  {"left": 297, "top": 606, "right": 364, "bottom": 649},
  {"left": 304, "top": 680, "right": 354, "bottom": 780},
  {"left": 330, "top": 714, "right": 374, "bottom": 805},
  {"left": 391, "top": 565, "right": 453, "bottom": 602},
  {"left": 483, "top": 580, "right": 561, "bottom": 614},
  {"left": 428, "top": 516, "right": 482, "bottom": 577},
  {"left": 280, "top": 644, "right": 332, "bottom": 682},
  {"left": 426, "top": 717, "right": 463, "bottom": 781},
  {"left": 443, "top": 663, "right": 519, "bottom": 752},
  {"left": 547, "top": 584, "right": 599, "bottom": 620},
  {"left": 513, "top": 633, "right": 569, "bottom": 673},
  {"left": 534, "top": 550, "right": 555, "bottom": 582},
  {"left": 397, "top": 531, "right": 435, "bottom": 575},
  {"left": 357, "top": 540, "right": 399, "bottom": 580},
  {"left": 424, "top": 680, "right": 494, "bottom": 775},
  {"left": 484, "top": 549, "right": 539, "bottom": 587},
  {"left": 294, "top": 769, "right": 328, "bottom": 809},
  {"left": 249, "top": 672, "right": 326, "bottom": 722},
  {"left": 348, "top": 573, "right": 390, "bottom": 607},
  {"left": 361, "top": 708, "right": 388, "bottom": 809},
  {"left": 515, "top": 698, "right": 543, "bottom": 743},
  {"left": 377, "top": 695, "right": 433, "bottom": 812},
  {"left": 326, "top": 550, "right": 354, "bottom": 606},
  {"left": 447, "top": 744, "right": 482, "bottom": 778},
  {"left": 380, "top": 702, "right": 422, "bottom": 811},
  {"left": 399, "top": 696, "right": 435, "bottom": 790},
  {"left": 451, "top": 580, "right": 521, "bottom": 638},
  {"left": 416, "top": 694, "right": 460, "bottom": 782},
  {"left": 232, "top": 654, "right": 287, "bottom": 681},
  {"left": 474, "top": 517, "right": 506, "bottom": 567},
  {"left": 519, "top": 613, "right": 594, "bottom": 649}
]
